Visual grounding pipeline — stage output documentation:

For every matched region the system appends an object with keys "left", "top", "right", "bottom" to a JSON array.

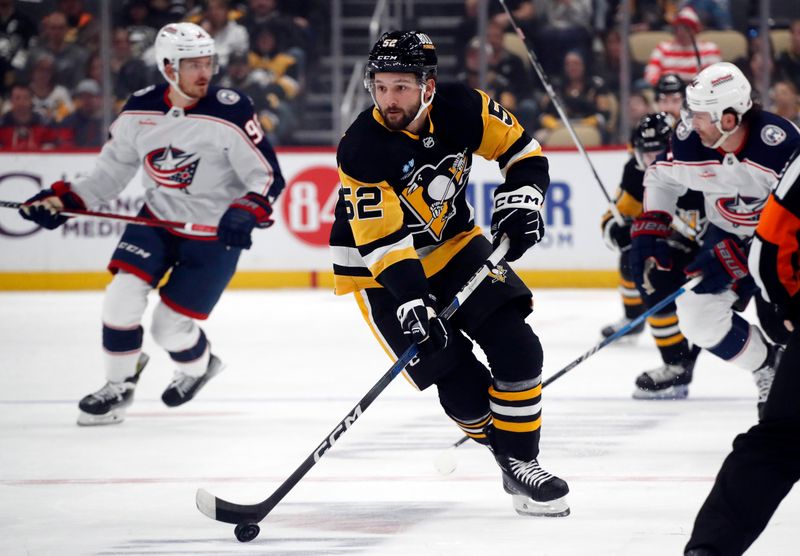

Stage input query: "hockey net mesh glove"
[
  {"left": 217, "top": 192, "right": 273, "bottom": 249},
  {"left": 685, "top": 238, "right": 749, "bottom": 294},
  {"left": 19, "top": 180, "right": 86, "bottom": 230},
  {"left": 396, "top": 296, "right": 450, "bottom": 357},
  {"left": 490, "top": 184, "right": 545, "bottom": 262}
]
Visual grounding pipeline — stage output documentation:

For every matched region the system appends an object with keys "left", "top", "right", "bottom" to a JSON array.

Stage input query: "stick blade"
[
  {"left": 195, "top": 488, "right": 219, "bottom": 519},
  {"left": 195, "top": 488, "right": 266, "bottom": 524}
]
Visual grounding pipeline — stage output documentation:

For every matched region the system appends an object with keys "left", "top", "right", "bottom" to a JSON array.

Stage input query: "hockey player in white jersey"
[
  {"left": 630, "top": 62, "right": 799, "bottom": 417},
  {"left": 19, "top": 22, "right": 285, "bottom": 425}
]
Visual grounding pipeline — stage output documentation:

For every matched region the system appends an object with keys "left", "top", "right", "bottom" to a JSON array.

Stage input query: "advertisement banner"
[{"left": 0, "top": 149, "right": 628, "bottom": 281}]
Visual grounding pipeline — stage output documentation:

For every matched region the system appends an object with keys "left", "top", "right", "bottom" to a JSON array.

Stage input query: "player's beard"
[{"left": 380, "top": 101, "right": 420, "bottom": 131}]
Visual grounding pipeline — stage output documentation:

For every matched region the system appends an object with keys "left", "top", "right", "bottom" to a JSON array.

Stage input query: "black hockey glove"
[
  {"left": 601, "top": 212, "right": 633, "bottom": 252},
  {"left": 217, "top": 192, "right": 274, "bottom": 249},
  {"left": 630, "top": 210, "right": 673, "bottom": 293},
  {"left": 397, "top": 297, "right": 450, "bottom": 357},
  {"left": 490, "top": 184, "right": 545, "bottom": 262},
  {"left": 19, "top": 181, "right": 86, "bottom": 230},
  {"left": 685, "top": 238, "right": 748, "bottom": 295}
]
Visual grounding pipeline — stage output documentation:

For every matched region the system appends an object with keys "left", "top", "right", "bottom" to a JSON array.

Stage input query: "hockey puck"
[
  {"left": 234, "top": 523, "right": 260, "bottom": 542},
  {"left": 434, "top": 447, "right": 458, "bottom": 475}
]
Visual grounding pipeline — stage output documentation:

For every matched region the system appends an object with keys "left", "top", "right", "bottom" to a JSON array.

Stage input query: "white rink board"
[{"left": 0, "top": 150, "right": 625, "bottom": 272}]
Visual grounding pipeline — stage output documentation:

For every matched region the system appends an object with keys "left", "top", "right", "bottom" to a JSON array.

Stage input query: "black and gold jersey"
[{"left": 330, "top": 83, "right": 548, "bottom": 302}]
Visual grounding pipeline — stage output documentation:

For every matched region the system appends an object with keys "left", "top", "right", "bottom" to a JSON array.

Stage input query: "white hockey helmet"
[
  {"left": 154, "top": 22, "right": 216, "bottom": 99},
  {"left": 684, "top": 62, "right": 753, "bottom": 147}
]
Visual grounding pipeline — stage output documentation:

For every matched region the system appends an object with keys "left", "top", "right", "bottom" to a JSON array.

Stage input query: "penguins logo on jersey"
[
  {"left": 401, "top": 150, "right": 470, "bottom": 241},
  {"left": 715, "top": 195, "right": 765, "bottom": 227},
  {"left": 144, "top": 146, "right": 200, "bottom": 191}
]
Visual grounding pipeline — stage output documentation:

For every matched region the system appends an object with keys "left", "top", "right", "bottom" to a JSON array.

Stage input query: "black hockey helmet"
[
  {"left": 364, "top": 30, "right": 437, "bottom": 83},
  {"left": 632, "top": 112, "right": 673, "bottom": 169},
  {"left": 655, "top": 73, "right": 685, "bottom": 97}
]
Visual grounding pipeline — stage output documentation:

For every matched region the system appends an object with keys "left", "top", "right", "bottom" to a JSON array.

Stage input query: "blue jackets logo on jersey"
[
  {"left": 715, "top": 195, "right": 765, "bottom": 227},
  {"left": 144, "top": 146, "right": 200, "bottom": 191}
]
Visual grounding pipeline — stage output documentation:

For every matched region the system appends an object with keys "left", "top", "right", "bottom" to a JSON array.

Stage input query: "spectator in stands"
[
  {"left": 248, "top": 22, "right": 301, "bottom": 99},
  {"left": 27, "top": 11, "right": 88, "bottom": 90},
  {"left": 145, "top": 0, "right": 187, "bottom": 30},
  {"left": 218, "top": 49, "right": 296, "bottom": 144},
  {"left": 628, "top": 0, "right": 674, "bottom": 32},
  {"left": 0, "top": 82, "right": 62, "bottom": 150},
  {"left": 110, "top": 27, "right": 149, "bottom": 102},
  {"left": 626, "top": 89, "right": 655, "bottom": 134},
  {"left": 200, "top": 0, "right": 249, "bottom": 69},
  {"left": 679, "top": 0, "right": 732, "bottom": 30},
  {"left": 776, "top": 19, "right": 800, "bottom": 92},
  {"left": 484, "top": 20, "right": 535, "bottom": 107},
  {"left": 537, "top": 49, "right": 616, "bottom": 144},
  {"left": 643, "top": 6, "right": 721, "bottom": 86},
  {"left": 596, "top": 27, "right": 645, "bottom": 93},
  {"left": 770, "top": 80, "right": 800, "bottom": 127},
  {"left": 59, "top": 78, "right": 103, "bottom": 147},
  {"left": 455, "top": 0, "right": 536, "bottom": 67},
  {"left": 118, "top": 0, "right": 158, "bottom": 60},
  {"left": 237, "top": 0, "right": 309, "bottom": 58},
  {"left": 27, "top": 53, "right": 73, "bottom": 123},
  {"left": 0, "top": 0, "right": 37, "bottom": 96},
  {"left": 58, "top": 0, "right": 99, "bottom": 48},
  {"left": 535, "top": 0, "right": 593, "bottom": 77}
]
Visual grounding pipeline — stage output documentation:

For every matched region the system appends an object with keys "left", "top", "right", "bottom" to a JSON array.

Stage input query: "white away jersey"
[
  {"left": 643, "top": 110, "right": 800, "bottom": 239},
  {"left": 72, "top": 84, "right": 285, "bottom": 237}
]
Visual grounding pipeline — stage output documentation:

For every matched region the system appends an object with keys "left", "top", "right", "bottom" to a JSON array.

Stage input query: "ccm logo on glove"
[{"left": 494, "top": 185, "right": 544, "bottom": 211}]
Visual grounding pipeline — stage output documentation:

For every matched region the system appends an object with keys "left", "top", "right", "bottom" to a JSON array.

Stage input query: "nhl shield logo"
[{"left": 422, "top": 136, "right": 435, "bottom": 148}]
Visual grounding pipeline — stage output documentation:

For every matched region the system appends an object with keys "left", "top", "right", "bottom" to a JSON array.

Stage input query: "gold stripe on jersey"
[
  {"left": 368, "top": 245, "right": 418, "bottom": 277},
  {"left": 332, "top": 226, "right": 484, "bottom": 295},
  {"left": 338, "top": 168, "right": 406, "bottom": 247},
  {"left": 474, "top": 90, "right": 529, "bottom": 163},
  {"left": 617, "top": 190, "right": 643, "bottom": 218}
]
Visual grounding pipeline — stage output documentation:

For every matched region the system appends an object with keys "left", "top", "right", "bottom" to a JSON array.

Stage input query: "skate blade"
[
  {"left": 77, "top": 408, "right": 126, "bottom": 426},
  {"left": 632, "top": 384, "right": 689, "bottom": 400},
  {"left": 511, "top": 494, "right": 570, "bottom": 517}
]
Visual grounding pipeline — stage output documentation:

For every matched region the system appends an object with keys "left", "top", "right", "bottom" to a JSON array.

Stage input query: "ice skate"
[
  {"left": 633, "top": 362, "right": 694, "bottom": 400},
  {"left": 600, "top": 316, "right": 645, "bottom": 341},
  {"left": 77, "top": 353, "right": 149, "bottom": 426},
  {"left": 161, "top": 354, "right": 225, "bottom": 407},
  {"left": 754, "top": 344, "right": 781, "bottom": 419},
  {"left": 495, "top": 455, "right": 570, "bottom": 517}
]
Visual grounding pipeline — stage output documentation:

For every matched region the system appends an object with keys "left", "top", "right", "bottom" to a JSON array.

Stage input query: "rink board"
[{"left": 0, "top": 149, "right": 625, "bottom": 289}]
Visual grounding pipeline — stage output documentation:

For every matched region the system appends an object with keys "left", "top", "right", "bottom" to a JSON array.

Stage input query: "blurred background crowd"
[{"left": 1, "top": 0, "right": 798, "bottom": 150}]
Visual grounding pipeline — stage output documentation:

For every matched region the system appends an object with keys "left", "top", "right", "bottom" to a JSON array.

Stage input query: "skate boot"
[
  {"left": 754, "top": 343, "right": 782, "bottom": 420},
  {"left": 495, "top": 454, "right": 570, "bottom": 517},
  {"left": 77, "top": 352, "right": 150, "bottom": 426},
  {"left": 600, "top": 316, "right": 645, "bottom": 341},
  {"left": 161, "top": 354, "right": 225, "bottom": 407},
  {"left": 633, "top": 345, "right": 699, "bottom": 400}
]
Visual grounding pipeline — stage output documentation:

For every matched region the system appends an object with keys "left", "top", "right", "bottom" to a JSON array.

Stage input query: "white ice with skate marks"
[{"left": 0, "top": 289, "right": 798, "bottom": 555}]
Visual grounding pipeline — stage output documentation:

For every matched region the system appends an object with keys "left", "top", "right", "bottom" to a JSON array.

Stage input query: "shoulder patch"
[
  {"left": 675, "top": 121, "right": 691, "bottom": 141},
  {"left": 133, "top": 85, "right": 156, "bottom": 97},
  {"left": 217, "top": 89, "right": 241, "bottom": 105},
  {"left": 761, "top": 124, "right": 787, "bottom": 146}
]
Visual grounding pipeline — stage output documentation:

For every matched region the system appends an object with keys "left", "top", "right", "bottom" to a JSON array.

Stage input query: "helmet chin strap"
[
  {"left": 411, "top": 81, "right": 435, "bottom": 124},
  {"left": 165, "top": 63, "right": 199, "bottom": 102},
  {"left": 710, "top": 118, "right": 740, "bottom": 149}
]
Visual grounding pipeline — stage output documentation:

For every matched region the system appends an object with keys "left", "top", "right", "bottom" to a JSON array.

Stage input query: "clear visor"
[
  {"left": 634, "top": 148, "right": 661, "bottom": 171},
  {"left": 178, "top": 55, "right": 219, "bottom": 76}
]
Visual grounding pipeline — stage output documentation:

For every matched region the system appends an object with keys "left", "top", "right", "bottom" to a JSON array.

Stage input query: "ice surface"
[{"left": 1, "top": 289, "right": 796, "bottom": 555}]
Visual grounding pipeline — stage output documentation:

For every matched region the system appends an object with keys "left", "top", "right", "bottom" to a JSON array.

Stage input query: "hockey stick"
[
  {"left": 436, "top": 274, "right": 703, "bottom": 470},
  {"left": 1, "top": 199, "right": 217, "bottom": 233},
  {"left": 196, "top": 237, "right": 511, "bottom": 543},
  {"left": 496, "top": 0, "right": 625, "bottom": 226}
]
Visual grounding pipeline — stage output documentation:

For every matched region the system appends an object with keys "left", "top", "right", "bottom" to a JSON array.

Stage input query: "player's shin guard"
[{"left": 707, "top": 316, "right": 776, "bottom": 417}]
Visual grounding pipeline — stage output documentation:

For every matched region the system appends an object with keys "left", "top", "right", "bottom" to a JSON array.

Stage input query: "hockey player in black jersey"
[
  {"left": 600, "top": 111, "right": 706, "bottom": 399},
  {"left": 329, "top": 30, "right": 568, "bottom": 516},
  {"left": 19, "top": 23, "right": 285, "bottom": 425}
]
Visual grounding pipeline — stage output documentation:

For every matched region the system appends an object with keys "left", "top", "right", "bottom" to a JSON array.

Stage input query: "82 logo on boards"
[{"left": 280, "top": 166, "right": 341, "bottom": 247}]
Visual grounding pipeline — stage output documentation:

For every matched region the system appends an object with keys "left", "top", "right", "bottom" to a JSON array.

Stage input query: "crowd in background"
[{"left": 1, "top": 0, "right": 799, "bottom": 149}]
